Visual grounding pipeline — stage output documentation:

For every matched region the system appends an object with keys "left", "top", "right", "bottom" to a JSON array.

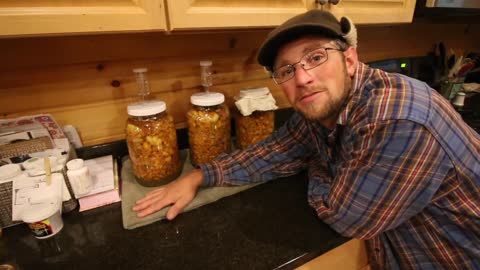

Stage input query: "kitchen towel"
[{"left": 121, "top": 150, "right": 259, "bottom": 230}]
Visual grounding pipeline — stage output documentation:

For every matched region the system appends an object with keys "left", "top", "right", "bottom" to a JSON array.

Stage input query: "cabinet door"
[
  {"left": 166, "top": 0, "right": 314, "bottom": 30},
  {"left": 325, "top": 0, "right": 416, "bottom": 24},
  {"left": 0, "top": 0, "right": 167, "bottom": 37}
]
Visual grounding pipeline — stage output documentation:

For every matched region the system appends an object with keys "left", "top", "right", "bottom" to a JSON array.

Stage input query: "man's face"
[{"left": 274, "top": 36, "right": 358, "bottom": 128}]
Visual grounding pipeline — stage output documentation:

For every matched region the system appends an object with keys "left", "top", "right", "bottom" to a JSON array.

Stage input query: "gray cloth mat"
[{"left": 121, "top": 150, "right": 259, "bottom": 230}]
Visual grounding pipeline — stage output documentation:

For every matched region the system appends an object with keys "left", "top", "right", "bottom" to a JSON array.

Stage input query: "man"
[{"left": 134, "top": 10, "right": 480, "bottom": 269}]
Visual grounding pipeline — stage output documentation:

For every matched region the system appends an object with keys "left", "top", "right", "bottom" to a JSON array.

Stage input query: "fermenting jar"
[
  {"left": 126, "top": 100, "right": 181, "bottom": 186},
  {"left": 234, "top": 87, "right": 277, "bottom": 149},
  {"left": 187, "top": 92, "right": 231, "bottom": 166}
]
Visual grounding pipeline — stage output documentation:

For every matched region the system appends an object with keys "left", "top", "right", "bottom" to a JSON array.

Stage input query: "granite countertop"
[
  {"left": 0, "top": 172, "right": 348, "bottom": 270},
  {"left": 1, "top": 109, "right": 349, "bottom": 269}
]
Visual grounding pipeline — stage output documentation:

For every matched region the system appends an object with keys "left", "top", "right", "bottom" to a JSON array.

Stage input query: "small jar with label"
[
  {"left": 187, "top": 92, "right": 231, "bottom": 166},
  {"left": 234, "top": 87, "right": 277, "bottom": 149},
  {"left": 66, "top": 159, "right": 93, "bottom": 197},
  {"left": 126, "top": 100, "right": 181, "bottom": 186}
]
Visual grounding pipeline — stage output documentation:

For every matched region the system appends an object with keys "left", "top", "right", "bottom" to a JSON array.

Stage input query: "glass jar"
[
  {"left": 235, "top": 110, "right": 274, "bottom": 149},
  {"left": 125, "top": 100, "right": 181, "bottom": 186},
  {"left": 234, "top": 87, "right": 277, "bottom": 149},
  {"left": 187, "top": 92, "right": 231, "bottom": 166}
]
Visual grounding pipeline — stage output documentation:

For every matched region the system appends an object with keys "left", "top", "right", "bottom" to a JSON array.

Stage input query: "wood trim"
[{"left": 296, "top": 239, "right": 369, "bottom": 270}]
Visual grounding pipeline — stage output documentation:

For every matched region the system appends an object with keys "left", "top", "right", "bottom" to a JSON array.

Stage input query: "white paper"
[{"left": 12, "top": 173, "right": 63, "bottom": 221}]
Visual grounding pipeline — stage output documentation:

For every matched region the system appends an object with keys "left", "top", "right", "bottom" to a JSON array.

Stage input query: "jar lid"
[
  {"left": 127, "top": 100, "right": 166, "bottom": 116},
  {"left": 22, "top": 198, "right": 61, "bottom": 223},
  {"left": 200, "top": 60, "right": 212, "bottom": 67},
  {"left": 190, "top": 92, "right": 225, "bottom": 106},
  {"left": 132, "top": 67, "right": 148, "bottom": 73},
  {"left": 66, "top": 159, "right": 84, "bottom": 170},
  {"left": 0, "top": 164, "right": 21, "bottom": 182}
]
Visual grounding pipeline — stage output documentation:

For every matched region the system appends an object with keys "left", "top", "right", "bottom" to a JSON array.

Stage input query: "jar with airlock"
[
  {"left": 126, "top": 100, "right": 181, "bottom": 186},
  {"left": 187, "top": 92, "right": 231, "bottom": 166},
  {"left": 234, "top": 87, "right": 278, "bottom": 149}
]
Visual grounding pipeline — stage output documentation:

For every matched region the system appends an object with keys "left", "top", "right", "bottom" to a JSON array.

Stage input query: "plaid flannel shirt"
[{"left": 200, "top": 63, "right": 480, "bottom": 269}]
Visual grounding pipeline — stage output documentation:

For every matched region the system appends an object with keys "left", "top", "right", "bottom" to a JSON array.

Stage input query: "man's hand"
[{"left": 133, "top": 169, "right": 204, "bottom": 220}]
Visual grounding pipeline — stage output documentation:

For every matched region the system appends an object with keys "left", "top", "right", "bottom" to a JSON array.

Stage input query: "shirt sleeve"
[
  {"left": 310, "top": 119, "right": 454, "bottom": 239},
  {"left": 199, "top": 112, "right": 316, "bottom": 187}
]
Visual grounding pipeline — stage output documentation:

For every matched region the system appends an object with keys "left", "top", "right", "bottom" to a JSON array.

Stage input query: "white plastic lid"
[
  {"left": 127, "top": 100, "right": 166, "bottom": 116},
  {"left": 22, "top": 199, "right": 61, "bottom": 223},
  {"left": 190, "top": 92, "right": 225, "bottom": 106},
  {"left": 239, "top": 87, "right": 271, "bottom": 98},
  {"left": 200, "top": 60, "right": 212, "bottom": 67},
  {"left": 66, "top": 159, "right": 84, "bottom": 170},
  {"left": 0, "top": 164, "right": 22, "bottom": 182},
  {"left": 132, "top": 67, "right": 148, "bottom": 73}
]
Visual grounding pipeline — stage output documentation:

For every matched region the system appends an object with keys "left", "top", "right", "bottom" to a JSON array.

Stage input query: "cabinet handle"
[
  {"left": 329, "top": 0, "right": 341, "bottom": 4},
  {"left": 316, "top": 0, "right": 328, "bottom": 5}
]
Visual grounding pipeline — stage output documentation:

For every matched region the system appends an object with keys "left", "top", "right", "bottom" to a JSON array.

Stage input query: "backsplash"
[{"left": 1, "top": 22, "right": 479, "bottom": 146}]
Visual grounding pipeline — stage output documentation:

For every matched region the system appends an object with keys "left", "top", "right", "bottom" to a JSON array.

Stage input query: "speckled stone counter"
[
  {"left": 1, "top": 172, "right": 348, "bottom": 270},
  {"left": 1, "top": 108, "right": 349, "bottom": 269}
]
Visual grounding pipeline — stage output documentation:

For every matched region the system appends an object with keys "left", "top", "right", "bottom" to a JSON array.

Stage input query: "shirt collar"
[{"left": 336, "top": 62, "right": 370, "bottom": 126}]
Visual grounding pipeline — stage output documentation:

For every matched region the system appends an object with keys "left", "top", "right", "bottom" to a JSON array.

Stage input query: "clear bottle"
[
  {"left": 126, "top": 100, "right": 181, "bottom": 186},
  {"left": 132, "top": 68, "right": 151, "bottom": 100},
  {"left": 187, "top": 92, "right": 231, "bottom": 166},
  {"left": 200, "top": 60, "right": 213, "bottom": 92}
]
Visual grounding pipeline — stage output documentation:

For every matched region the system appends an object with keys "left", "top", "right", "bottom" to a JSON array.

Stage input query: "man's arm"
[
  {"left": 311, "top": 119, "right": 454, "bottom": 239},
  {"left": 133, "top": 169, "right": 203, "bottom": 219},
  {"left": 200, "top": 112, "right": 316, "bottom": 187},
  {"left": 134, "top": 112, "right": 316, "bottom": 218}
]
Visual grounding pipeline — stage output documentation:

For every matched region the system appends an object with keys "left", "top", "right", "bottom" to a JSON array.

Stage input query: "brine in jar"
[
  {"left": 234, "top": 87, "right": 277, "bottom": 149},
  {"left": 187, "top": 92, "right": 231, "bottom": 166},
  {"left": 126, "top": 100, "right": 181, "bottom": 186},
  {"left": 235, "top": 110, "right": 274, "bottom": 149}
]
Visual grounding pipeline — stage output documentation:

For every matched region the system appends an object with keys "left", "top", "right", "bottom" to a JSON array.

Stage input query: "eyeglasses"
[{"left": 271, "top": 47, "right": 344, "bottom": 84}]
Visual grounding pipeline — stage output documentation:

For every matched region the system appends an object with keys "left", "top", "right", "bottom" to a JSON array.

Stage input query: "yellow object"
[{"left": 44, "top": 157, "right": 52, "bottom": 186}]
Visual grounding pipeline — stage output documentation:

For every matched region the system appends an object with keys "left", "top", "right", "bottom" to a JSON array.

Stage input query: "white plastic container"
[
  {"left": 66, "top": 159, "right": 94, "bottom": 197},
  {"left": 0, "top": 163, "right": 22, "bottom": 183},
  {"left": 452, "top": 92, "right": 466, "bottom": 108},
  {"left": 22, "top": 199, "right": 63, "bottom": 239}
]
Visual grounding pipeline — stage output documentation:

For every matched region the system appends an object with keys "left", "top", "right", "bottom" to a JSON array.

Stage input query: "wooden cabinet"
[
  {"left": 167, "top": 0, "right": 416, "bottom": 30},
  {"left": 166, "top": 0, "right": 313, "bottom": 30},
  {"left": 0, "top": 0, "right": 167, "bottom": 37},
  {"left": 0, "top": 0, "right": 416, "bottom": 37},
  {"left": 322, "top": 0, "right": 417, "bottom": 24}
]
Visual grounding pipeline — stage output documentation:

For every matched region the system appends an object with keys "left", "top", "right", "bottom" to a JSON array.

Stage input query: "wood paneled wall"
[{"left": 1, "top": 22, "right": 479, "bottom": 146}]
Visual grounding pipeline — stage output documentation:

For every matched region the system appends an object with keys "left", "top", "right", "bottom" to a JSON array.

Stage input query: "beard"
[{"left": 294, "top": 62, "right": 352, "bottom": 122}]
